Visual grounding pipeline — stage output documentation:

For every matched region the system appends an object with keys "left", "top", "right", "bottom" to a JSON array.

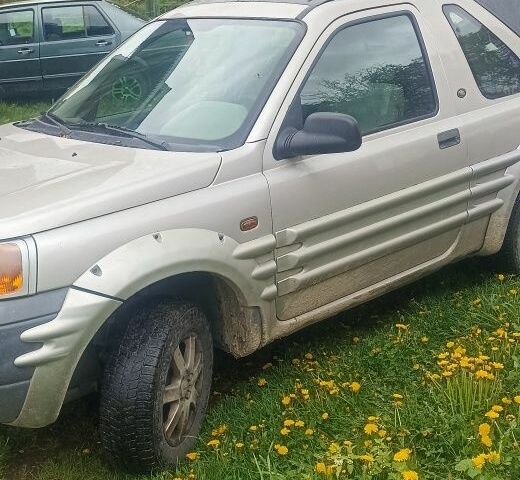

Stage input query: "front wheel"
[{"left": 100, "top": 300, "right": 213, "bottom": 471}]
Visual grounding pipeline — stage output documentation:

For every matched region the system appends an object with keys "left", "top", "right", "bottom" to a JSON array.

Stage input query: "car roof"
[{"left": 0, "top": 0, "right": 104, "bottom": 9}]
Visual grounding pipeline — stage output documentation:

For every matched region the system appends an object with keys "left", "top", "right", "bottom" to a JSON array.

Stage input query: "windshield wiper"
[
  {"left": 71, "top": 122, "right": 170, "bottom": 151},
  {"left": 39, "top": 111, "right": 72, "bottom": 137}
]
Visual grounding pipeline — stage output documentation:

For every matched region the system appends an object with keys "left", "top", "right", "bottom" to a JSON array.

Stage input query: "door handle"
[
  {"left": 438, "top": 128, "right": 461, "bottom": 150},
  {"left": 95, "top": 40, "right": 111, "bottom": 47},
  {"left": 17, "top": 47, "right": 34, "bottom": 55}
]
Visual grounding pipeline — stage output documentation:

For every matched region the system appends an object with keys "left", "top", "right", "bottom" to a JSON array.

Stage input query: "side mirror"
[{"left": 274, "top": 112, "right": 362, "bottom": 160}]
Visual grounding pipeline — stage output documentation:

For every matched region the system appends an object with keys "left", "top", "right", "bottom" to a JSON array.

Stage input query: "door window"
[
  {"left": 0, "top": 10, "right": 34, "bottom": 46},
  {"left": 444, "top": 5, "right": 520, "bottom": 99},
  {"left": 42, "top": 5, "right": 113, "bottom": 42},
  {"left": 299, "top": 14, "right": 437, "bottom": 134}
]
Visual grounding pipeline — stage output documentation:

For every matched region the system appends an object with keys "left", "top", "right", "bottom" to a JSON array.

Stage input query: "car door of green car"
[
  {"left": 0, "top": 7, "right": 42, "bottom": 96},
  {"left": 39, "top": 3, "right": 119, "bottom": 92}
]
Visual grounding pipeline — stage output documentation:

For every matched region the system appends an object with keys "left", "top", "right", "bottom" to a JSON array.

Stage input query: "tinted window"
[
  {"left": 43, "top": 5, "right": 112, "bottom": 41},
  {"left": 0, "top": 10, "right": 34, "bottom": 46},
  {"left": 475, "top": 0, "right": 520, "bottom": 36},
  {"left": 299, "top": 15, "right": 437, "bottom": 134},
  {"left": 444, "top": 5, "right": 520, "bottom": 99},
  {"left": 85, "top": 6, "right": 113, "bottom": 37}
]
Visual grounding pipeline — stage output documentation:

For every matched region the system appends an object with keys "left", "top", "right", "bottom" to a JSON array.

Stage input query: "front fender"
[{"left": 73, "top": 228, "right": 277, "bottom": 309}]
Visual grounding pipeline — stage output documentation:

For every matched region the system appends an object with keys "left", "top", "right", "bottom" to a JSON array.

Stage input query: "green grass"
[
  {"left": 0, "top": 261, "right": 519, "bottom": 480},
  {"left": 0, "top": 101, "right": 51, "bottom": 125}
]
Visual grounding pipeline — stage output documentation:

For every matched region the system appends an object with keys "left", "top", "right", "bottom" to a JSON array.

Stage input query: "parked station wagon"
[
  {"left": 0, "top": 0, "right": 144, "bottom": 97},
  {"left": 1, "top": 0, "right": 520, "bottom": 470}
]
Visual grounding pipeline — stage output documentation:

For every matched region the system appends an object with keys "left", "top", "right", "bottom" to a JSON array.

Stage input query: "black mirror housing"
[{"left": 274, "top": 112, "right": 362, "bottom": 160}]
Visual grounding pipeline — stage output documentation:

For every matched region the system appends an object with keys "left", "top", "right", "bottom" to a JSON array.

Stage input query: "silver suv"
[{"left": 1, "top": 0, "right": 520, "bottom": 470}]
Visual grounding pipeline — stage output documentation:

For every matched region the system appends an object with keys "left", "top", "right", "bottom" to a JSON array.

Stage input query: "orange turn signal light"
[{"left": 0, "top": 243, "right": 23, "bottom": 296}]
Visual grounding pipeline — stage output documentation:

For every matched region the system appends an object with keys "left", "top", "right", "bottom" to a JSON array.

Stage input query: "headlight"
[{"left": 0, "top": 239, "right": 33, "bottom": 299}]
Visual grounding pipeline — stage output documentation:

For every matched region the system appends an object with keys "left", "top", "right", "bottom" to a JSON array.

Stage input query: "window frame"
[
  {"left": 443, "top": 4, "right": 520, "bottom": 101},
  {"left": 281, "top": 10, "right": 440, "bottom": 141},
  {"left": 0, "top": 8, "right": 36, "bottom": 47},
  {"left": 41, "top": 4, "right": 114, "bottom": 43}
]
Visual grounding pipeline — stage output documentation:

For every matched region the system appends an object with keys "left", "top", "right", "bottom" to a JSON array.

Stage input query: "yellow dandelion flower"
[
  {"left": 364, "top": 423, "right": 379, "bottom": 435},
  {"left": 283, "top": 419, "right": 295, "bottom": 427},
  {"left": 315, "top": 462, "right": 327, "bottom": 474},
  {"left": 281, "top": 396, "right": 291, "bottom": 406},
  {"left": 275, "top": 444, "right": 288, "bottom": 456},
  {"left": 328, "top": 443, "right": 340, "bottom": 454},
  {"left": 498, "top": 274, "right": 505, "bottom": 283},
  {"left": 478, "top": 423, "right": 491, "bottom": 437},
  {"left": 343, "top": 440, "right": 353, "bottom": 447},
  {"left": 358, "top": 454, "right": 374, "bottom": 463},
  {"left": 304, "top": 352, "right": 314, "bottom": 360},
  {"left": 485, "top": 410, "right": 500, "bottom": 419},
  {"left": 481, "top": 435, "right": 493, "bottom": 448},
  {"left": 305, "top": 428, "right": 314, "bottom": 436},
  {"left": 186, "top": 452, "right": 199, "bottom": 461},
  {"left": 396, "top": 323, "right": 408, "bottom": 330},
  {"left": 485, "top": 451, "right": 500, "bottom": 463},
  {"left": 257, "top": 378, "right": 267, "bottom": 387},
  {"left": 393, "top": 448, "right": 412, "bottom": 462},
  {"left": 353, "top": 336, "right": 361, "bottom": 343},
  {"left": 295, "top": 420, "right": 305, "bottom": 428},
  {"left": 207, "top": 439, "right": 220, "bottom": 448},
  {"left": 472, "top": 454, "right": 486, "bottom": 469},
  {"left": 421, "top": 336, "right": 429, "bottom": 343},
  {"left": 367, "top": 416, "right": 379, "bottom": 422},
  {"left": 514, "top": 395, "right": 520, "bottom": 404},
  {"left": 350, "top": 382, "right": 361, "bottom": 393},
  {"left": 502, "top": 397, "right": 512, "bottom": 405},
  {"left": 249, "top": 425, "right": 258, "bottom": 432},
  {"left": 446, "top": 341, "right": 455, "bottom": 348},
  {"left": 280, "top": 427, "right": 290, "bottom": 436},
  {"left": 491, "top": 405, "right": 503, "bottom": 413},
  {"left": 235, "top": 442, "right": 244, "bottom": 449},
  {"left": 402, "top": 471, "right": 419, "bottom": 480},
  {"left": 321, "top": 412, "right": 329, "bottom": 420},
  {"left": 393, "top": 393, "right": 404, "bottom": 400},
  {"left": 491, "top": 362, "right": 505, "bottom": 370}
]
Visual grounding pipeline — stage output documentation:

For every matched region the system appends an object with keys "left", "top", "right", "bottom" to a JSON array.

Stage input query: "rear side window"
[
  {"left": 0, "top": 10, "right": 34, "bottom": 46},
  {"left": 42, "top": 5, "right": 113, "bottom": 42},
  {"left": 444, "top": 5, "right": 520, "bottom": 99},
  {"left": 474, "top": 0, "right": 520, "bottom": 36},
  {"left": 299, "top": 14, "right": 437, "bottom": 135}
]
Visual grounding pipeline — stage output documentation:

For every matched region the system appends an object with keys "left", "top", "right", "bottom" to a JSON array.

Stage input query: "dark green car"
[{"left": 0, "top": 0, "right": 144, "bottom": 97}]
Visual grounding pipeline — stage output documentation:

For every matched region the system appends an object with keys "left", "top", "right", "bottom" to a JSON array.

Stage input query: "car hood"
[{"left": 0, "top": 124, "right": 222, "bottom": 238}]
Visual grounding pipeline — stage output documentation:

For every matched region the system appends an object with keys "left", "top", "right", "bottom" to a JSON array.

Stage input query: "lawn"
[
  {"left": 0, "top": 101, "right": 51, "bottom": 125},
  {"left": 0, "top": 106, "right": 519, "bottom": 480}
]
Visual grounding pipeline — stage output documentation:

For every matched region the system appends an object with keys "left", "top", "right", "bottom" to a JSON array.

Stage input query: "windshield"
[{"left": 48, "top": 18, "right": 303, "bottom": 151}]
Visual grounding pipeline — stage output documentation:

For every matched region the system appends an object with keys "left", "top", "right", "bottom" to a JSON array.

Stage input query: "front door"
[
  {"left": 0, "top": 8, "right": 41, "bottom": 95},
  {"left": 263, "top": 5, "right": 472, "bottom": 320},
  {"left": 39, "top": 3, "right": 117, "bottom": 91}
]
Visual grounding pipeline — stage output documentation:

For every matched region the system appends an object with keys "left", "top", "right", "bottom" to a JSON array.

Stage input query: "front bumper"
[
  {"left": 0, "top": 289, "right": 68, "bottom": 423},
  {"left": 10, "top": 288, "right": 121, "bottom": 428}
]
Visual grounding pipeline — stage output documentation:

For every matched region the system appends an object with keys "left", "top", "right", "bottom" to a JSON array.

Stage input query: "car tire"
[
  {"left": 100, "top": 300, "right": 214, "bottom": 471},
  {"left": 498, "top": 195, "right": 520, "bottom": 273}
]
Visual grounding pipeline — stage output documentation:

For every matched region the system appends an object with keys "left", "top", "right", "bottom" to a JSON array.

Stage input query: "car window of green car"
[
  {"left": 42, "top": 5, "right": 113, "bottom": 42},
  {"left": 0, "top": 10, "right": 34, "bottom": 46}
]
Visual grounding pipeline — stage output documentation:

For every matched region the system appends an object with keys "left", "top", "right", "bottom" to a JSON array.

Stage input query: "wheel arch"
[{"left": 479, "top": 158, "right": 520, "bottom": 256}]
